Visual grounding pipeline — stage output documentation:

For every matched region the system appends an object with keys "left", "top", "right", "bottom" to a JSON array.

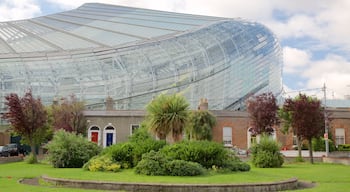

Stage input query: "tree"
[
  {"left": 145, "top": 94, "right": 189, "bottom": 142},
  {"left": 3, "top": 90, "right": 48, "bottom": 163},
  {"left": 246, "top": 92, "right": 279, "bottom": 135},
  {"left": 279, "top": 93, "right": 324, "bottom": 163},
  {"left": 186, "top": 110, "right": 216, "bottom": 141},
  {"left": 51, "top": 95, "right": 86, "bottom": 135}
]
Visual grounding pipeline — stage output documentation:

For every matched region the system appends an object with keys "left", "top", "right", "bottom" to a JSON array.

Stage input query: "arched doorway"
[
  {"left": 88, "top": 126, "right": 101, "bottom": 145},
  {"left": 103, "top": 124, "right": 116, "bottom": 147}
]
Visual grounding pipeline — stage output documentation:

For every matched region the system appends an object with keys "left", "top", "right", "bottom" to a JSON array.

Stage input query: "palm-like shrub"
[{"left": 146, "top": 94, "right": 189, "bottom": 142}]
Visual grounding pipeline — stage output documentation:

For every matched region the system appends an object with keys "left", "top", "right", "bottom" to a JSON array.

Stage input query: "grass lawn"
[{"left": 1, "top": 161, "right": 349, "bottom": 192}]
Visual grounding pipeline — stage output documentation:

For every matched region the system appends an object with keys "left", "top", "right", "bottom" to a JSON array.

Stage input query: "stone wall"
[{"left": 42, "top": 176, "right": 299, "bottom": 192}]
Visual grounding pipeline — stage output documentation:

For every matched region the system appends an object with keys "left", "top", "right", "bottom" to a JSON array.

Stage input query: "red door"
[{"left": 91, "top": 132, "right": 98, "bottom": 143}]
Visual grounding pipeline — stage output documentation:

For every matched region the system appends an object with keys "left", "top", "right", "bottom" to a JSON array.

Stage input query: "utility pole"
[{"left": 323, "top": 83, "right": 329, "bottom": 157}]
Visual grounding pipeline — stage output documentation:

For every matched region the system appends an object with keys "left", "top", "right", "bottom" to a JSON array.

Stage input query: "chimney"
[
  {"left": 198, "top": 98, "right": 208, "bottom": 110},
  {"left": 105, "top": 96, "right": 114, "bottom": 111}
]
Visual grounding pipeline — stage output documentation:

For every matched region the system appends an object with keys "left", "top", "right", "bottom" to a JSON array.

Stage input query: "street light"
[{"left": 323, "top": 83, "right": 329, "bottom": 157}]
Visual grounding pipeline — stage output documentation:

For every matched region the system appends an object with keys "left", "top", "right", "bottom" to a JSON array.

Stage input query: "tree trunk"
[
  {"left": 30, "top": 142, "right": 38, "bottom": 163},
  {"left": 308, "top": 139, "right": 314, "bottom": 164},
  {"left": 297, "top": 136, "right": 302, "bottom": 159}
]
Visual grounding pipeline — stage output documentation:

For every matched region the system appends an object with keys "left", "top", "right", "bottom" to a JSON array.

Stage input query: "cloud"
[
  {"left": 302, "top": 54, "right": 350, "bottom": 99},
  {"left": 0, "top": 0, "right": 41, "bottom": 21},
  {"left": 283, "top": 47, "right": 311, "bottom": 74}
]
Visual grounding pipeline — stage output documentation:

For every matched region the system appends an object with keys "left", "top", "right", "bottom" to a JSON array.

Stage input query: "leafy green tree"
[
  {"left": 145, "top": 94, "right": 189, "bottom": 142},
  {"left": 279, "top": 93, "right": 324, "bottom": 163},
  {"left": 3, "top": 90, "right": 48, "bottom": 163},
  {"left": 186, "top": 110, "right": 216, "bottom": 141},
  {"left": 246, "top": 92, "right": 279, "bottom": 135}
]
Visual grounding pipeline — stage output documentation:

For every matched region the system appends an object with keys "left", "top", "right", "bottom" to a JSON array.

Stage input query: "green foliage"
[
  {"left": 250, "top": 135, "right": 284, "bottom": 168},
  {"left": 166, "top": 160, "right": 204, "bottom": 176},
  {"left": 135, "top": 151, "right": 205, "bottom": 176},
  {"left": 337, "top": 144, "right": 350, "bottom": 151},
  {"left": 186, "top": 110, "right": 216, "bottom": 141},
  {"left": 222, "top": 161, "right": 251, "bottom": 172},
  {"left": 145, "top": 94, "right": 190, "bottom": 142},
  {"left": 312, "top": 137, "right": 336, "bottom": 152},
  {"left": 134, "top": 150, "right": 168, "bottom": 176},
  {"left": 107, "top": 142, "right": 135, "bottom": 168},
  {"left": 24, "top": 153, "right": 37, "bottom": 164},
  {"left": 295, "top": 156, "right": 305, "bottom": 162},
  {"left": 100, "top": 128, "right": 166, "bottom": 169},
  {"left": 46, "top": 130, "right": 101, "bottom": 168},
  {"left": 83, "top": 155, "right": 121, "bottom": 172},
  {"left": 160, "top": 140, "right": 229, "bottom": 168}
]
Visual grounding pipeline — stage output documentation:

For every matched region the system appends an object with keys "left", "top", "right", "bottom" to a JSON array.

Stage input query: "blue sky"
[{"left": 1, "top": 0, "right": 350, "bottom": 100}]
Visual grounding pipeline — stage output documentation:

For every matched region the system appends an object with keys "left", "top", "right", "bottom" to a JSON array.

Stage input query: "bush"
[
  {"left": 128, "top": 127, "right": 166, "bottom": 166},
  {"left": 105, "top": 142, "right": 135, "bottom": 168},
  {"left": 46, "top": 130, "right": 101, "bottom": 168},
  {"left": 83, "top": 155, "right": 121, "bottom": 172},
  {"left": 134, "top": 150, "right": 168, "bottom": 176},
  {"left": 250, "top": 135, "right": 284, "bottom": 168},
  {"left": 312, "top": 137, "right": 336, "bottom": 152},
  {"left": 100, "top": 133, "right": 166, "bottom": 169},
  {"left": 166, "top": 160, "right": 204, "bottom": 176},
  {"left": 222, "top": 160, "right": 251, "bottom": 172},
  {"left": 160, "top": 140, "right": 229, "bottom": 168},
  {"left": 338, "top": 144, "right": 350, "bottom": 151}
]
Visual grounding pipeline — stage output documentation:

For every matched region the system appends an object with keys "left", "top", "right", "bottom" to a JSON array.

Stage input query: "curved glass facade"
[{"left": 0, "top": 3, "right": 282, "bottom": 111}]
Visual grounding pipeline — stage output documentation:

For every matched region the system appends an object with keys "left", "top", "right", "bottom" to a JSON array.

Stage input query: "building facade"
[{"left": 83, "top": 107, "right": 350, "bottom": 150}]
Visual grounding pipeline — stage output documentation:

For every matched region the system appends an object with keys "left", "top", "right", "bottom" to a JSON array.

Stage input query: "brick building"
[{"left": 83, "top": 106, "right": 350, "bottom": 150}]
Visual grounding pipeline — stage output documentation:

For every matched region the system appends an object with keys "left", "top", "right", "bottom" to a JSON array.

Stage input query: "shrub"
[
  {"left": 222, "top": 160, "right": 251, "bottom": 172},
  {"left": 99, "top": 127, "right": 166, "bottom": 169},
  {"left": 166, "top": 160, "right": 204, "bottom": 176},
  {"left": 107, "top": 143, "right": 135, "bottom": 168},
  {"left": 160, "top": 140, "right": 228, "bottom": 168},
  {"left": 46, "top": 130, "right": 101, "bottom": 168},
  {"left": 338, "top": 144, "right": 350, "bottom": 151},
  {"left": 83, "top": 155, "right": 121, "bottom": 172},
  {"left": 250, "top": 135, "right": 284, "bottom": 168},
  {"left": 134, "top": 150, "right": 168, "bottom": 176},
  {"left": 312, "top": 137, "right": 336, "bottom": 152}
]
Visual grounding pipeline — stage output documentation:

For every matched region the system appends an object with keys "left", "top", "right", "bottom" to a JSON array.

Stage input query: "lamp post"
[{"left": 323, "top": 83, "right": 329, "bottom": 157}]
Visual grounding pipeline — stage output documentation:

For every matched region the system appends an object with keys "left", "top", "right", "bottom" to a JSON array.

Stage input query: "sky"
[{"left": 1, "top": 0, "right": 350, "bottom": 100}]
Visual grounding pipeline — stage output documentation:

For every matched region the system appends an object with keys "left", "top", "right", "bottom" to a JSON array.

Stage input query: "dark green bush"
[
  {"left": 338, "top": 144, "right": 350, "bottom": 151},
  {"left": 250, "top": 135, "right": 284, "bottom": 168},
  {"left": 134, "top": 150, "right": 168, "bottom": 175},
  {"left": 46, "top": 130, "right": 101, "bottom": 168},
  {"left": 107, "top": 142, "right": 135, "bottom": 168},
  {"left": 312, "top": 137, "right": 336, "bottom": 152},
  {"left": 160, "top": 140, "right": 228, "bottom": 168},
  {"left": 222, "top": 160, "right": 251, "bottom": 172},
  {"left": 129, "top": 127, "right": 166, "bottom": 166},
  {"left": 166, "top": 160, "right": 204, "bottom": 176},
  {"left": 100, "top": 127, "right": 166, "bottom": 169}
]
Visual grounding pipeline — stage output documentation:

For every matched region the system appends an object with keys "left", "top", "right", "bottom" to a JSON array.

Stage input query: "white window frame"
[
  {"left": 223, "top": 127, "right": 232, "bottom": 147},
  {"left": 335, "top": 128, "right": 345, "bottom": 146},
  {"left": 130, "top": 124, "right": 140, "bottom": 135}
]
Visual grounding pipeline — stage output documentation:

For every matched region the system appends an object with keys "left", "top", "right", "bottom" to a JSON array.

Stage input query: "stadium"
[{"left": 0, "top": 3, "right": 282, "bottom": 111}]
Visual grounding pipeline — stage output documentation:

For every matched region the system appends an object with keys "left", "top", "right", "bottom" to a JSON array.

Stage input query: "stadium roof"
[{"left": 0, "top": 3, "right": 227, "bottom": 56}]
